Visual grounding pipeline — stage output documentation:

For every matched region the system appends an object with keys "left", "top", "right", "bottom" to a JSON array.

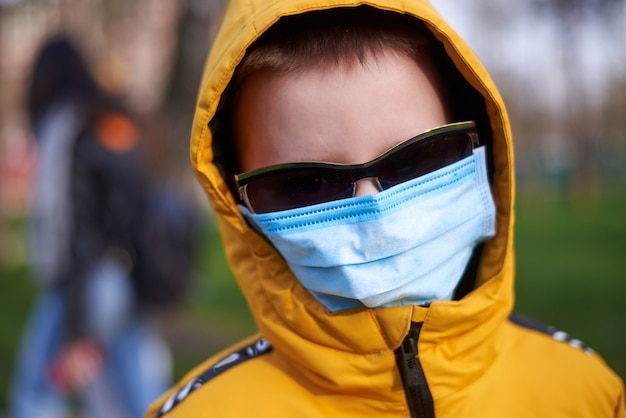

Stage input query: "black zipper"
[{"left": 394, "top": 322, "right": 435, "bottom": 418}]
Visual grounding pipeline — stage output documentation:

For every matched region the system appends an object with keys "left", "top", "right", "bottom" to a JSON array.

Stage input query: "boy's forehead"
[{"left": 233, "top": 49, "right": 449, "bottom": 171}]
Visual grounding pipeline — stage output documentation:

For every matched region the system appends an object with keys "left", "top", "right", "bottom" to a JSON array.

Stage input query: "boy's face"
[{"left": 234, "top": 50, "right": 449, "bottom": 197}]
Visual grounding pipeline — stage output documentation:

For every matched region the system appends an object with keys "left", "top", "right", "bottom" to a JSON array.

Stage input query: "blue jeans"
[{"left": 9, "top": 258, "right": 172, "bottom": 418}]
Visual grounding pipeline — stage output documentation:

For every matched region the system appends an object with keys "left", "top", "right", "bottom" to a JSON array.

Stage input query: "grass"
[
  {"left": 514, "top": 186, "right": 626, "bottom": 379},
  {"left": 0, "top": 217, "right": 38, "bottom": 413},
  {"left": 1, "top": 185, "right": 624, "bottom": 412}
]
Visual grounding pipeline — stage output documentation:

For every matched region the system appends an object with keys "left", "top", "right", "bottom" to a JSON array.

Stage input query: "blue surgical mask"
[{"left": 241, "top": 146, "right": 496, "bottom": 312}]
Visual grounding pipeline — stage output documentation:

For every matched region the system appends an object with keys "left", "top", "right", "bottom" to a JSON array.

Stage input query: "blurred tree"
[
  {"left": 532, "top": 0, "right": 623, "bottom": 14},
  {"left": 158, "top": 0, "right": 225, "bottom": 190},
  {"left": 600, "top": 73, "right": 626, "bottom": 179},
  {"left": 530, "top": 0, "right": 625, "bottom": 194}
]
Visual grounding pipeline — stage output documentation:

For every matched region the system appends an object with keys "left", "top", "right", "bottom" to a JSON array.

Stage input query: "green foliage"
[
  {"left": 0, "top": 264, "right": 37, "bottom": 411},
  {"left": 515, "top": 186, "right": 626, "bottom": 379}
]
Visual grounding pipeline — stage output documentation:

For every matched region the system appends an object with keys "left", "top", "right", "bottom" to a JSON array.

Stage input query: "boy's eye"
[
  {"left": 285, "top": 172, "right": 339, "bottom": 200},
  {"left": 379, "top": 133, "right": 473, "bottom": 187},
  {"left": 273, "top": 170, "right": 352, "bottom": 208},
  {"left": 290, "top": 174, "right": 326, "bottom": 194}
]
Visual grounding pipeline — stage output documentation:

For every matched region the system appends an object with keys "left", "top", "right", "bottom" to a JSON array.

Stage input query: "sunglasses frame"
[{"left": 235, "top": 120, "right": 478, "bottom": 212}]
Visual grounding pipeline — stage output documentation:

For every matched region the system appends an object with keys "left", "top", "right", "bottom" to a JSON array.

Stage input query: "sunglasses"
[{"left": 235, "top": 121, "right": 479, "bottom": 214}]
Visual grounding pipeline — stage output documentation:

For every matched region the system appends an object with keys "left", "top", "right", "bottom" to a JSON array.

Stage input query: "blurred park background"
[{"left": 0, "top": 0, "right": 624, "bottom": 413}]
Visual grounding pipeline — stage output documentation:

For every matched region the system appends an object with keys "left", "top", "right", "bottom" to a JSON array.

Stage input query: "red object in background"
[
  {"left": 47, "top": 339, "right": 105, "bottom": 393},
  {"left": 0, "top": 136, "right": 37, "bottom": 217}
]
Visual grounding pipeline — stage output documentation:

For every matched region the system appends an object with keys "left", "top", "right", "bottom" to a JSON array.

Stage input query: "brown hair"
[{"left": 234, "top": 8, "right": 436, "bottom": 83}]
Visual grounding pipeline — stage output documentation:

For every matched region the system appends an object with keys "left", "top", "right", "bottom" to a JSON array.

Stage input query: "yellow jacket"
[{"left": 146, "top": 0, "right": 625, "bottom": 416}]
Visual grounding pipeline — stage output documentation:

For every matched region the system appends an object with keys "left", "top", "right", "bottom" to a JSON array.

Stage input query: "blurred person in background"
[{"left": 9, "top": 35, "right": 177, "bottom": 418}]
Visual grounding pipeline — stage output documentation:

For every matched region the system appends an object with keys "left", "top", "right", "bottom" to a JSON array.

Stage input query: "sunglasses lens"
[
  {"left": 239, "top": 123, "right": 477, "bottom": 213},
  {"left": 244, "top": 168, "right": 354, "bottom": 213},
  {"left": 378, "top": 132, "right": 474, "bottom": 189}
]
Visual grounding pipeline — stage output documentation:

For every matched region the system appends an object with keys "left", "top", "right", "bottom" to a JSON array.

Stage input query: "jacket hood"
[{"left": 191, "top": 0, "right": 514, "bottom": 400}]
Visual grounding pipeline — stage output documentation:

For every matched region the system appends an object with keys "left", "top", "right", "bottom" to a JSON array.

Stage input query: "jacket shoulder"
[
  {"left": 505, "top": 312, "right": 617, "bottom": 375},
  {"left": 501, "top": 312, "right": 624, "bottom": 416},
  {"left": 508, "top": 312, "right": 595, "bottom": 353},
  {"left": 147, "top": 336, "right": 272, "bottom": 418}
]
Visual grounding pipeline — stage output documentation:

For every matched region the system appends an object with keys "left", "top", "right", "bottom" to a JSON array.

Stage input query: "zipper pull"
[
  {"left": 397, "top": 324, "right": 420, "bottom": 386},
  {"left": 394, "top": 322, "right": 435, "bottom": 418}
]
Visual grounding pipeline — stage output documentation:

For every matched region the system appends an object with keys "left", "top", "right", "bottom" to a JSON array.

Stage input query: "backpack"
[{"left": 132, "top": 187, "right": 198, "bottom": 307}]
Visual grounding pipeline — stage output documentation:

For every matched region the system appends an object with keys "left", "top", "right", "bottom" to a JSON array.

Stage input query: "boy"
[{"left": 147, "top": 1, "right": 625, "bottom": 417}]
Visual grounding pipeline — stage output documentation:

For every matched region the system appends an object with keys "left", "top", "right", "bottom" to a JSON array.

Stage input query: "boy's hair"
[
  {"left": 233, "top": 7, "right": 438, "bottom": 84},
  {"left": 211, "top": 6, "right": 491, "bottom": 186}
]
